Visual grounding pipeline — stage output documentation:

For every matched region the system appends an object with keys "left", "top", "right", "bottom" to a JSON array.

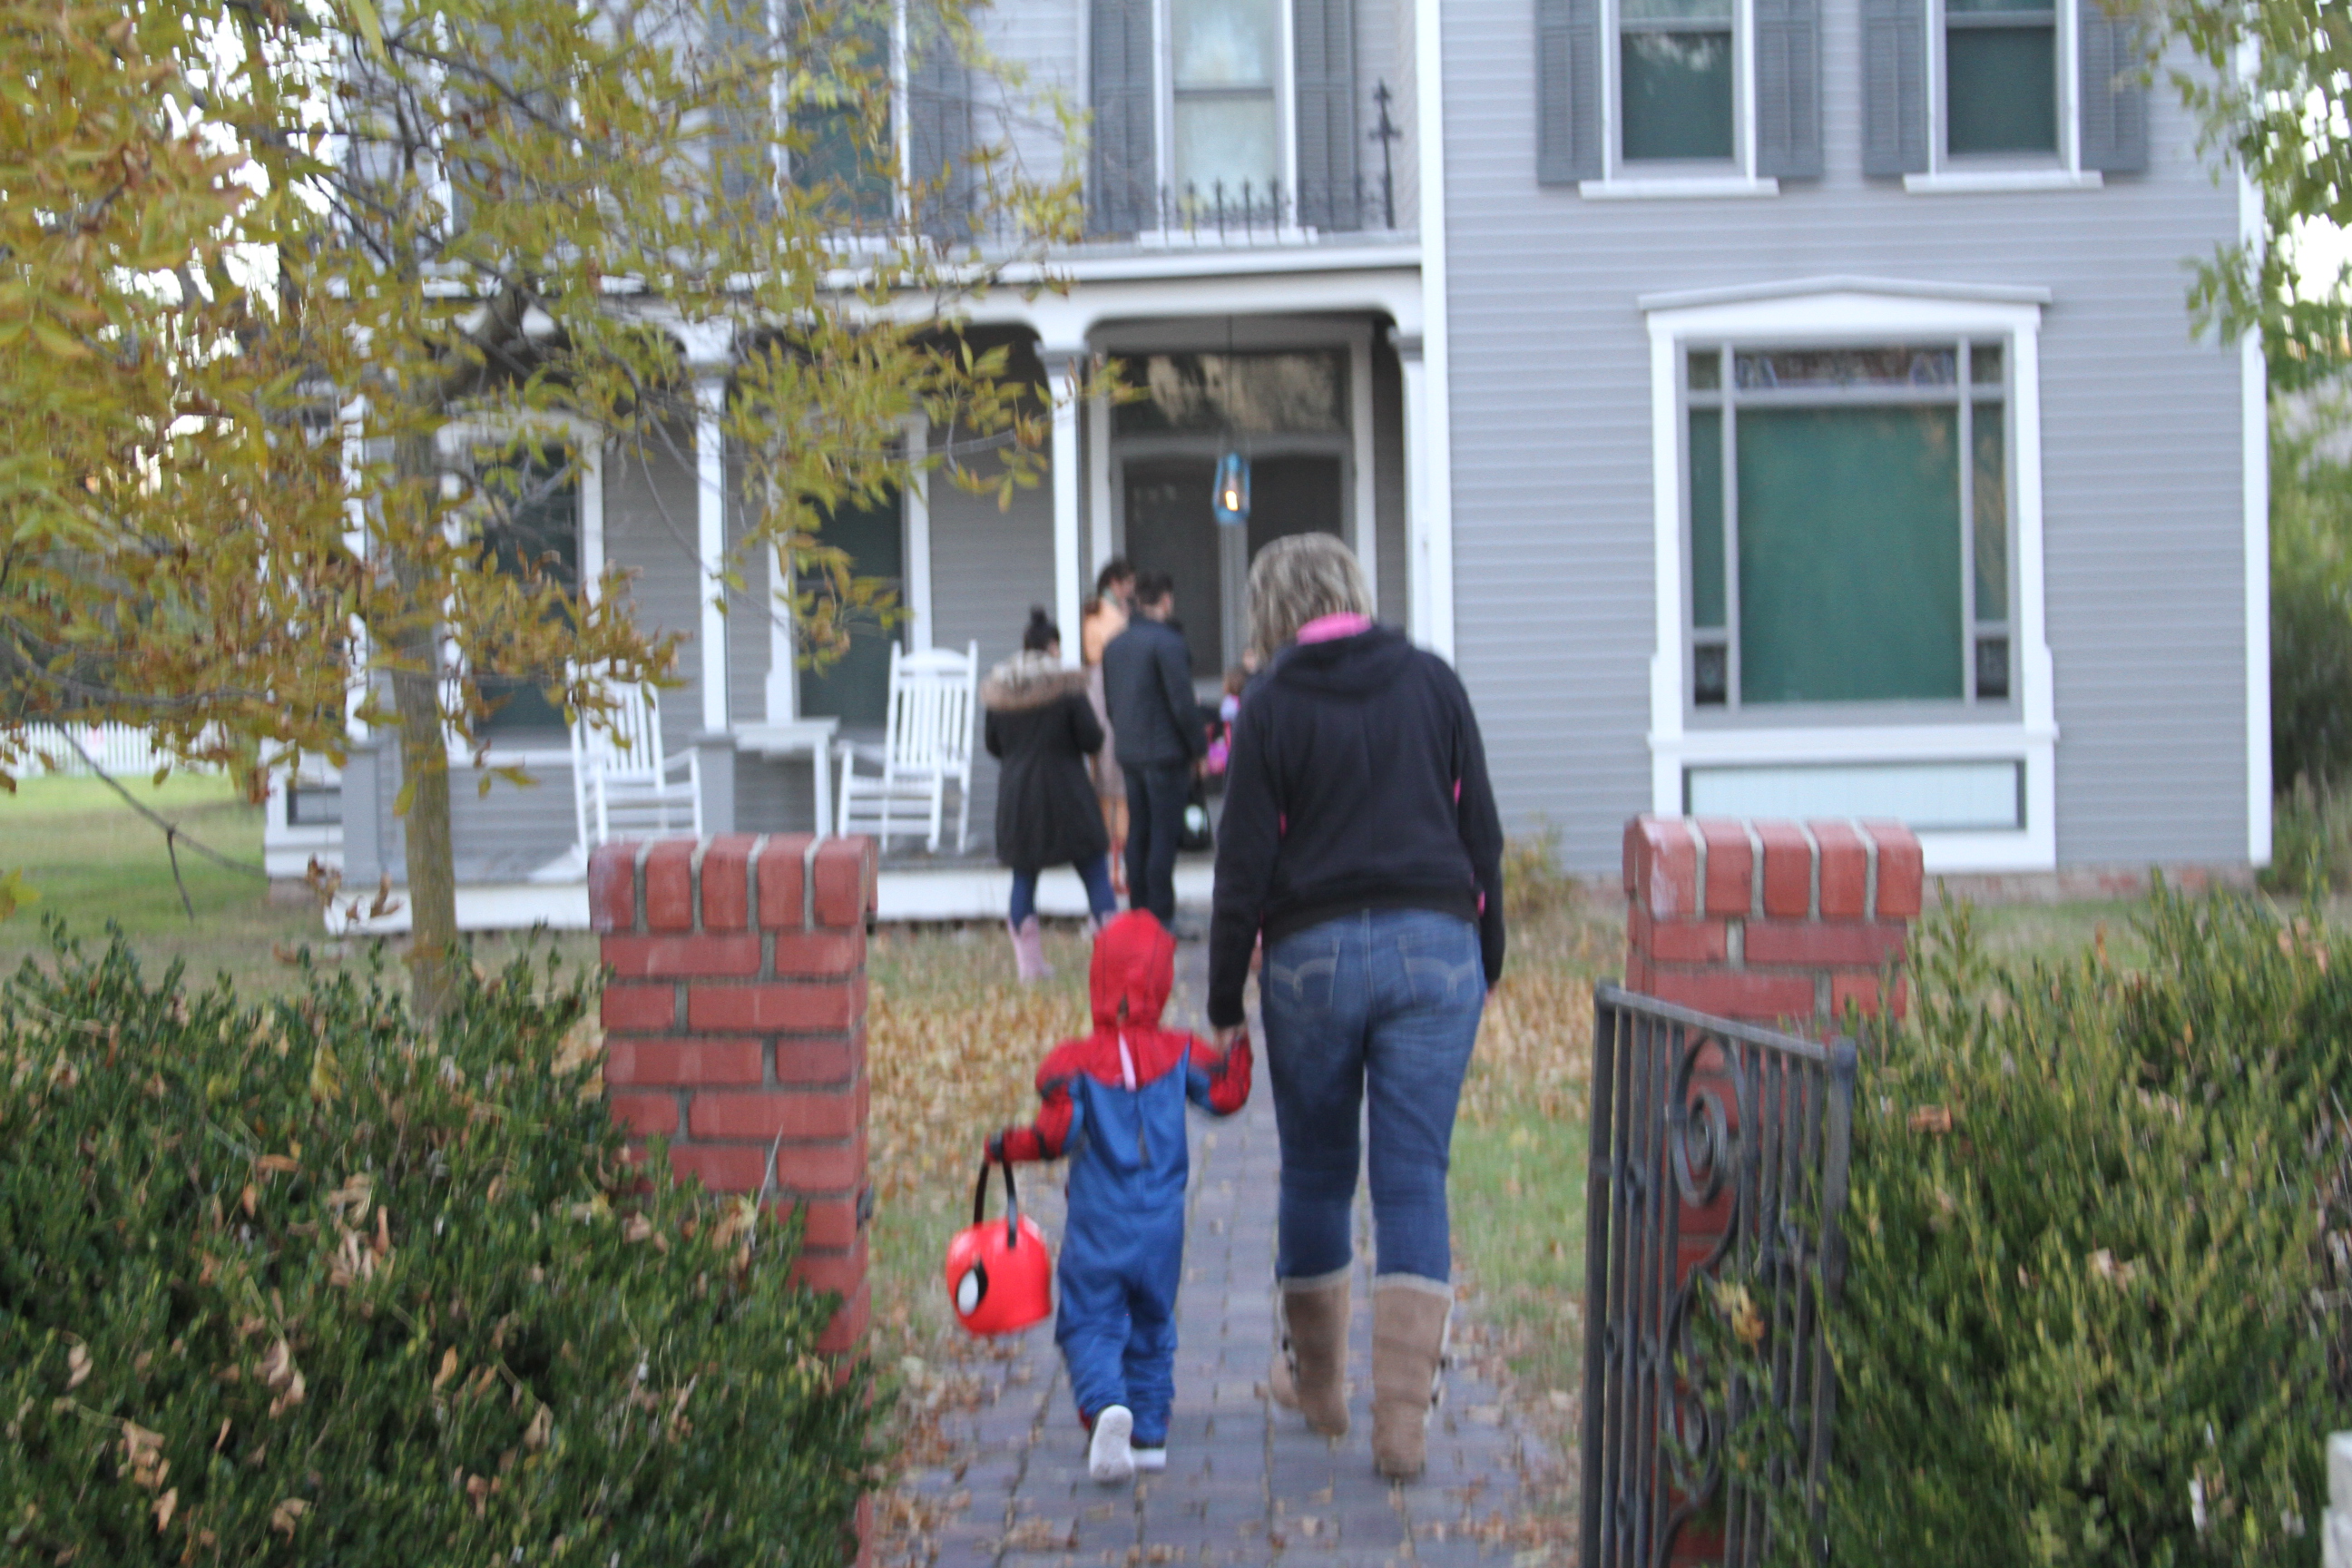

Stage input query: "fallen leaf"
[
  {"left": 432, "top": 1346, "right": 459, "bottom": 1392},
  {"left": 255, "top": 1154, "right": 299, "bottom": 1176},
  {"left": 152, "top": 1488, "right": 177, "bottom": 1533},
  {"left": 270, "top": 1498, "right": 307, "bottom": 1538},
  {"left": 64, "top": 1343, "right": 90, "bottom": 1391},
  {"left": 1908, "top": 1104, "right": 1954, "bottom": 1135},
  {"left": 523, "top": 1405, "right": 553, "bottom": 1452}
]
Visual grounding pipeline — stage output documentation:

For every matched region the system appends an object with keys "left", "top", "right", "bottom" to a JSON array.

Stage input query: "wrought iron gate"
[{"left": 1579, "top": 985, "right": 1857, "bottom": 1568}]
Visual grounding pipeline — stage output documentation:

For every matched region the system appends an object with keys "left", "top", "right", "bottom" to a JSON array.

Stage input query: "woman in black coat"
[{"left": 984, "top": 608, "right": 1118, "bottom": 981}]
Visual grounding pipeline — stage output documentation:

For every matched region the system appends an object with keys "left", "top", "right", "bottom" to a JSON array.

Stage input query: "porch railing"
[{"left": 1580, "top": 985, "right": 1857, "bottom": 1568}]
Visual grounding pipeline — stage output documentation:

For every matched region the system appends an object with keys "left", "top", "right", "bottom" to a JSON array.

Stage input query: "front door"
[{"left": 1122, "top": 454, "right": 1345, "bottom": 678}]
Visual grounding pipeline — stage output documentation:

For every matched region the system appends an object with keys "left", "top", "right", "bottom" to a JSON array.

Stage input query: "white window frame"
[
  {"left": 1581, "top": 0, "right": 1779, "bottom": 200},
  {"left": 1907, "top": 0, "right": 2101, "bottom": 192},
  {"left": 1642, "top": 280, "right": 2057, "bottom": 871},
  {"left": 1152, "top": 0, "right": 1300, "bottom": 219}
]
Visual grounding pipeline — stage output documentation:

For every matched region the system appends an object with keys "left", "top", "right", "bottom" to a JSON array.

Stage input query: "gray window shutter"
[
  {"left": 1753, "top": 0, "right": 1820, "bottom": 177},
  {"left": 2077, "top": 0, "right": 2147, "bottom": 172},
  {"left": 908, "top": 2, "right": 973, "bottom": 236},
  {"left": 1090, "top": 0, "right": 1156, "bottom": 233},
  {"left": 1535, "top": 0, "right": 1601, "bottom": 185},
  {"left": 1860, "top": 0, "right": 1927, "bottom": 175},
  {"left": 1293, "top": 0, "right": 1360, "bottom": 230}
]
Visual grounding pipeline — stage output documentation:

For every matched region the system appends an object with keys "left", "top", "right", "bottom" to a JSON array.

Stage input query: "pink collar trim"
[{"left": 1296, "top": 612, "right": 1372, "bottom": 644}]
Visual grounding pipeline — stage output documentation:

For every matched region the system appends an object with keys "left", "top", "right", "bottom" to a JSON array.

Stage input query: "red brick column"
[
  {"left": 587, "top": 833, "right": 877, "bottom": 1356},
  {"left": 1622, "top": 814, "right": 1922, "bottom": 1026}
]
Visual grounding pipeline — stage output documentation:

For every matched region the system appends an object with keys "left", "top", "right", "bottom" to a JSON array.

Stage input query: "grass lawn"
[{"left": 0, "top": 773, "right": 594, "bottom": 995}]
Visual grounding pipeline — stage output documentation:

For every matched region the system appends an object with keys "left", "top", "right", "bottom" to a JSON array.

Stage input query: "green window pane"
[
  {"left": 477, "top": 456, "right": 581, "bottom": 735},
  {"left": 1688, "top": 348, "right": 1721, "bottom": 391},
  {"left": 1946, "top": 24, "right": 2056, "bottom": 154},
  {"left": 1737, "top": 407, "right": 1964, "bottom": 703},
  {"left": 1690, "top": 409, "right": 1726, "bottom": 629},
  {"left": 1622, "top": 30, "right": 1734, "bottom": 161},
  {"left": 1971, "top": 341, "right": 2004, "bottom": 385},
  {"left": 799, "top": 491, "right": 905, "bottom": 725},
  {"left": 1974, "top": 402, "right": 2007, "bottom": 622}
]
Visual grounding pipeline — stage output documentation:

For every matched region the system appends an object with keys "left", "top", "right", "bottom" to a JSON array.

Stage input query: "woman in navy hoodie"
[{"left": 1205, "top": 534, "right": 1505, "bottom": 1482}]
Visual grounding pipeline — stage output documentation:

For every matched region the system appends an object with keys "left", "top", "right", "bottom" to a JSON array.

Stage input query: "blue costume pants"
[{"left": 1054, "top": 1206, "right": 1185, "bottom": 1446}]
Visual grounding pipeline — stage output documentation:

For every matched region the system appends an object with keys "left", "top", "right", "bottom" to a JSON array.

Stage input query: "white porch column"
[
  {"left": 1088, "top": 380, "right": 1115, "bottom": 584},
  {"left": 763, "top": 524, "right": 796, "bottom": 724},
  {"left": 1044, "top": 346, "right": 1085, "bottom": 666},
  {"left": 1349, "top": 328, "right": 1379, "bottom": 615},
  {"left": 1396, "top": 332, "right": 1434, "bottom": 650},
  {"left": 903, "top": 414, "right": 934, "bottom": 651},
  {"left": 695, "top": 377, "right": 730, "bottom": 734}
]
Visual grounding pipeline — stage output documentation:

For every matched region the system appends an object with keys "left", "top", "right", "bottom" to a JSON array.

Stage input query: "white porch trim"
[{"left": 1413, "top": 0, "right": 1456, "bottom": 662}]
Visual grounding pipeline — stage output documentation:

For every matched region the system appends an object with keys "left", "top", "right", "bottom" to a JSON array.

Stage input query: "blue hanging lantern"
[{"left": 1213, "top": 450, "right": 1251, "bottom": 528}]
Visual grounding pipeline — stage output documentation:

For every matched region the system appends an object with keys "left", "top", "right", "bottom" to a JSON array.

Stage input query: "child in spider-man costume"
[{"left": 985, "top": 909, "right": 1252, "bottom": 1484}]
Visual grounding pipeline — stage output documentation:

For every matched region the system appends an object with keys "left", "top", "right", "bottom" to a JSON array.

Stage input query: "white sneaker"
[
  {"left": 1088, "top": 1405, "right": 1135, "bottom": 1484},
  {"left": 1131, "top": 1444, "right": 1168, "bottom": 1473}
]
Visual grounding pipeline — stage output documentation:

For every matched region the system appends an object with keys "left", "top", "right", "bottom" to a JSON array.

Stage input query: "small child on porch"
[{"left": 984, "top": 910, "right": 1252, "bottom": 1482}]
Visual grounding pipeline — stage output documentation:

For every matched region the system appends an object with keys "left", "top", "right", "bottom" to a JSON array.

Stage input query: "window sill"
[
  {"left": 1902, "top": 169, "right": 2103, "bottom": 194},
  {"left": 1580, "top": 175, "right": 1780, "bottom": 200}
]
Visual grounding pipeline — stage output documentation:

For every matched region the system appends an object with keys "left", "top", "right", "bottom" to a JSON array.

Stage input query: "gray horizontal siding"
[
  {"left": 603, "top": 427, "right": 706, "bottom": 759},
  {"left": 929, "top": 458, "right": 1060, "bottom": 853},
  {"left": 1439, "top": 0, "right": 2248, "bottom": 870}
]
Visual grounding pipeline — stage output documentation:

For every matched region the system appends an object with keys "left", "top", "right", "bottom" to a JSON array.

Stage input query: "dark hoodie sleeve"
[
  {"left": 1445, "top": 663, "right": 1507, "bottom": 986},
  {"left": 1207, "top": 696, "right": 1279, "bottom": 1028}
]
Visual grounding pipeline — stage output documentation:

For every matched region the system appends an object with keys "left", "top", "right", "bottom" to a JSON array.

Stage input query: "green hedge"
[
  {"left": 0, "top": 930, "right": 879, "bottom": 1565},
  {"left": 1740, "top": 890, "right": 2347, "bottom": 1565}
]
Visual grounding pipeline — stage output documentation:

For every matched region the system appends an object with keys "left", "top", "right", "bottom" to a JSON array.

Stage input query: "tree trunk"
[{"left": 388, "top": 429, "right": 460, "bottom": 1024}]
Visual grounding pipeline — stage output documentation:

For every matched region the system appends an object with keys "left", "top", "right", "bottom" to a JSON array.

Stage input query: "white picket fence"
[{"left": 12, "top": 724, "right": 225, "bottom": 778}]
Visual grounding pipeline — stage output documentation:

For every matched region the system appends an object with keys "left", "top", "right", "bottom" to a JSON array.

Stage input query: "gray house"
[{"left": 276, "top": 0, "right": 2265, "bottom": 925}]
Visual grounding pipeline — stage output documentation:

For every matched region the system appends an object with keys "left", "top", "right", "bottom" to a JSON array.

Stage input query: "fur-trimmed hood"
[{"left": 982, "top": 650, "right": 1090, "bottom": 711}]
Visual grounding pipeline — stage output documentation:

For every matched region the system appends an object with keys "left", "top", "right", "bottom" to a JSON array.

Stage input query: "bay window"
[{"left": 1683, "top": 341, "right": 2012, "bottom": 710}]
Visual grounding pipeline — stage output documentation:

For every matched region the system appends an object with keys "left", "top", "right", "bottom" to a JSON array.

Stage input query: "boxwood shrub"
[
  {"left": 0, "top": 929, "right": 879, "bottom": 1565},
  {"left": 1735, "top": 889, "right": 2349, "bottom": 1565}
]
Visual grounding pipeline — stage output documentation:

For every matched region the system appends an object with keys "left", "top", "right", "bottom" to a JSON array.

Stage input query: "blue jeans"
[
  {"left": 1009, "top": 854, "right": 1118, "bottom": 926},
  {"left": 1122, "top": 763, "right": 1191, "bottom": 925},
  {"left": 1259, "top": 907, "right": 1485, "bottom": 1285}
]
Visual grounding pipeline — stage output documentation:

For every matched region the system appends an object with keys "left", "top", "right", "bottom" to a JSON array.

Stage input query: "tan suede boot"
[
  {"left": 1269, "top": 1272, "right": 1350, "bottom": 1437},
  {"left": 1370, "top": 1277, "right": 1452, "bottom": 1481}
]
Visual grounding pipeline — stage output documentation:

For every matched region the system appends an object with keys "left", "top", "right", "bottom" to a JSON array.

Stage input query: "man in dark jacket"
[{"left": 1101, "top": 570, "right": 1203, "bottom": 925}]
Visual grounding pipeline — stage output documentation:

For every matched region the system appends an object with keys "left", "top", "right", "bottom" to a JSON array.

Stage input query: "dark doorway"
[
  {"left": 1247, "top": 455, "right": 1344, "bottom": 558},
  {"left": 1123, "top": 456, "right": 1224, "bottom": 678},
  {"left": 1122, "top": 452, "right": 1346, "bottom": 678},
  {"left": 799, "top": 492, "right": 906, "bottom": 724},
  {"left": 476, "top": 453, "right": 581, "bottom": 736}
]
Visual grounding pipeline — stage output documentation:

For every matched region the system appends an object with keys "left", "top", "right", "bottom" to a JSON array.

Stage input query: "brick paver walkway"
[{"left": 889, "top": 943, "right": 1560, "bottom": 1566}]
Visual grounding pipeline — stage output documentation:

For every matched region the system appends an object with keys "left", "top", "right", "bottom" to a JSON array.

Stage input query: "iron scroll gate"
[{"left": 1578, "top": 985, "right": 1858, "bottom": 1568}]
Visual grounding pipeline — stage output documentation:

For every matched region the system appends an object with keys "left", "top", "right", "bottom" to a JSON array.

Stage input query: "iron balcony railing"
[{"left": 1581, "top": 985, "right": 1857, "bottom": 1568}]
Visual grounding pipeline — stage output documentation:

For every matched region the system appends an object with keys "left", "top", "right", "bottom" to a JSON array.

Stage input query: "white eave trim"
[{"left": 1638, "top": 275, "right": 2056, "bottom": 312}]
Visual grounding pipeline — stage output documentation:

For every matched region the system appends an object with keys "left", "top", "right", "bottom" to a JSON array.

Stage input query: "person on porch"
[
  {"left": 1102, "top": 569, "right": 1203, "bottom": 928},
  {"left": 983, "top": 608, "right": 1121, "bottom": 982}
]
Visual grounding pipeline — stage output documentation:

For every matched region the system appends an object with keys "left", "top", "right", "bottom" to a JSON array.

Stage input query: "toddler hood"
[{"left": 1090, "top": 910, "right": 1175, "bottom": 1029}]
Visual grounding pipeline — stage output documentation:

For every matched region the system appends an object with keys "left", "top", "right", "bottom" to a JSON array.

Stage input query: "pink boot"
[{"left": 1007, "top": 916, "right": 1054, "bottom": 983}]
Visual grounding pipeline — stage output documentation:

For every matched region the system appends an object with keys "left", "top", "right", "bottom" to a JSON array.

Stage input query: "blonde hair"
[{"left": 1247, "top": 533, "right": 1373, "bottom": 660}]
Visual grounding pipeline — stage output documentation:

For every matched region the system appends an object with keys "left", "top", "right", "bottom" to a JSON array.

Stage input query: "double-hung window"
[
  {"left": 1682, "top": 341, "right": 2013, "bottom": 710},
  {"left": 1943, "top": 0, "right": 2056, "bottom": 156},
  {"left": 1535, "top": 0, "right": 1818, "bottom": 191},
  {"left": 1860, "top": 0, "right": 2145, "bottom": 181},
  {"left": 1620, "top": 0, "right": 1736, "bottom": 164},
  {"left": 1171, "top": 0, "right": 1284, "bottom": 204}
]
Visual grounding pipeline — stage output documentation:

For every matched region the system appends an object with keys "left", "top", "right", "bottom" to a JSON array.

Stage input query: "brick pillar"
[
  {"left": 587, "top": 833, "right": 877, "bottom": 1356},
  {"left": 1622, "top": 814, "right": 1922, "bottom": 1027}
]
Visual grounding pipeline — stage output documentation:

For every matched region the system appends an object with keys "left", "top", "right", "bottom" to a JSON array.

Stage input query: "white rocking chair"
[
  {"left": 834, "top": 642, "right": 977, "bottom": 853},
  {"left": 573, "top": 684, "right": 702, "bottom": 847}
]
